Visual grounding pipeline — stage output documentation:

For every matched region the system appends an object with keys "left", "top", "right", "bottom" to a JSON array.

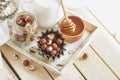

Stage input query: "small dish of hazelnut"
[{"left": 38, "top": 29, "right": 66, "bottom": 60}]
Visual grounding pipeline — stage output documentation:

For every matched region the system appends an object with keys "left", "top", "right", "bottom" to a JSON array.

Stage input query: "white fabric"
[{"left": 0, "top": 20, "right": 10, "bottom": 46}]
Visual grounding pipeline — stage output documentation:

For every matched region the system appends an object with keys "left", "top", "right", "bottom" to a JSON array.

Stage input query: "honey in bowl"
[{"left": 59, "top": 15, "right": 85, "bottom": 42}]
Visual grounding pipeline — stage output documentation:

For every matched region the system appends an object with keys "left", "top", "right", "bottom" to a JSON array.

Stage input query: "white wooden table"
[{"left": 0, "top": 7, "right": 120, "bottom": 80}]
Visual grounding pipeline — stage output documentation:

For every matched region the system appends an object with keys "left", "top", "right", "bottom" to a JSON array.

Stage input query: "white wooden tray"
[{"left": 6, "top": 10, "right": 99, "bottom": 74}]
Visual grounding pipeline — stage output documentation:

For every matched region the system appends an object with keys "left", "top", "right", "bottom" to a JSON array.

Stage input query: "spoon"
[{"left": 60, "top": 0, "right": 76, "bottom": 33}]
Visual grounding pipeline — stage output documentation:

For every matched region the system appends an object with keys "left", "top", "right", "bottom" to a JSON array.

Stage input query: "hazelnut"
[
  {"left": 41, "top": 44, "right": 47, "bottom": 50},
  {"left": 16, "top": 19, "right": 23, "bottom": 25},
  {"left": 52, "top": 43, "right": 58, "bottom": 49},
  {"left": 19, "top": 35, "right": 25, "bottom": 42},
  {"left": 23, "top": 60, "right": 30, "bottom": 66},
  {"left": 16, "top": 16, "right": 26, "bottom": 27},
  {"left": 20, "top": 14, "right": 27, "bottom": 19},
  {"left": 51, "top": 50, "right": 57, "bottom": 55},
  {"left": 82, "top": 53, "right": 88, "bottom": 60},
  {"left": 47, "top": 34, "right": 55, "bottom": 40},
  {"left": 30, "top": 47, "right": 37, "bottom": 53},
  {"left": 25, "top": 16, "right": 34, "bottom": 25},
  {"left": 57, "top": 38, "right": 62, "bottom": 45},
  {"left": 46, "top": 46, "right": 53, "bottom": 52},
  {"left": 47, "top": 39, "right": 52, "bottom": 45},
  {"left": 40, "top": 38, "right": 47, "bottom": 44},
  {"left": 21, "top": 21, "right": 26, "bottom": 27},
  {"left": 15, "top": 34, "right": 20, "bottom": 41},
  {"left": 29, "top": 65, "right": 36, "bottom": 71},
  {"left": 56, "top": 47, "right": 60, "bottom": 52}
]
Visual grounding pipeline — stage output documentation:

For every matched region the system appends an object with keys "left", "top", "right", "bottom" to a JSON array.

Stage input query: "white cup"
[
  {"left": 21, "top": 0, "right": 63, "bottom": 27},
  {"left": 0, "top": 20, "right": 10, "bottom": 46}
]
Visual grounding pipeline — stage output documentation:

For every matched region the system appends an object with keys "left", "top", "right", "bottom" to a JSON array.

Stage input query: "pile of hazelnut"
[
  {"left": 16, "top": 13, "right": 34, "bottom": 27},
  {"left": 38, "top": 30, "right": 66, "bottom": 60},
  {"left": 15, "top": 12, "right": 34, "bottom": 42},
  {"left": 15, "top": 31, "right": 27, "bottom": 42}
]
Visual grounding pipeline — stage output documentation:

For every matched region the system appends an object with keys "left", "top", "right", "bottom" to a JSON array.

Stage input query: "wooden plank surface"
[
  {"left": 0, "top": 44, "right": 85, "bottom": 80},
  {"left": 85, "top": 7, "right": 120, "bottom": 44},
  {"left": 0, "top": 8, "right": 119, "bottom": 80},
  {"left": 47, "top": 64, "right": 85, "bottom": 80},
  {"left": 74, "top": 47, "right": 118, "bottom": 80},
  {"left": 0, "top": 44, "right": 52, "bottom": 80},
  {"left": 0, "top": 59, "right": 18, "bottom": 80},
  {"left": 90, "top": 28, "right": 120, "bottom": 79}
]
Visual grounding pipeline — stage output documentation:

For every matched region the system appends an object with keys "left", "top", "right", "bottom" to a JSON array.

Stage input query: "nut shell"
[
  {"left": 13, "top": 54, "right": 19, "bottom": 60},
  {"left": 30, "top": 47, "right": 37, "bottom": 53},
  {"left": 29, "top": 65, "right": 36, "bottom": 71},
  {"left": 47, "top": 39, "right": 52, "bottom": 45},
  {"left": 47, "top": 34, "right": 55, "bottom": 40}
]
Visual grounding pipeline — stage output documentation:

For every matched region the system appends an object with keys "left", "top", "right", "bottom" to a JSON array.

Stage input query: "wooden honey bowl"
[{"left": 58, "top": 15, "right": 85, "bottom": 42}]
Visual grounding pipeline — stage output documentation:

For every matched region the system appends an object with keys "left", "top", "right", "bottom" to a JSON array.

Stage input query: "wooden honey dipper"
[{"left": 60, "top": 0, "right": 76, "bottom": 33}]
